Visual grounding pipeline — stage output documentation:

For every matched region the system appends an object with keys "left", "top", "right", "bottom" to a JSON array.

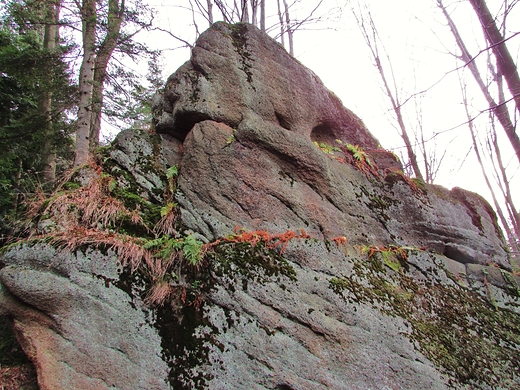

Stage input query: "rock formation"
[{"left": 1, "top": 22, "right": 519, "bottom": 389}]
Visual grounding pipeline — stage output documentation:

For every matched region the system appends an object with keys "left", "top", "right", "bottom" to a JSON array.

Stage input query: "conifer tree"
[{"left": 0, "top": 2, "right": 75, "bottom": 234}]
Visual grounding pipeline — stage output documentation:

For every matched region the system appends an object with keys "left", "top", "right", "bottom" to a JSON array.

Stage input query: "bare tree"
[
  {"left": 459, "top": 76, "right": 519, "bottom": 253},
  {"left": 189, "top": 0, "right": 329, "bottom": 56},
  {"left": 282, "top": 0, "right": 293, "bottom": 56},
  {"left": 207, "top": 0, "right": 214, "bottom": 24},
  {"left": 354, "top": 8, "right": 424, "bottom": 180},
  {"left": 240, "top": 0, "right": 249, "bottom": 22},
  {"left": 276, "top": 0, "right": 285, "bottom": 48},
  {"left": 412, "top": 91, "right": 446, "bottom": 183},
  {"left": 260, "top": 0, "right": 265, "bottom": 31},
  {"left": 469, "top": 0, "right": 520, "bottom": 114},
  {"left": 437, "top": 0, "right": 520, "bottom": 165},
  {"left": 439, "top": 0, "right": 519, "bottom": 254}
]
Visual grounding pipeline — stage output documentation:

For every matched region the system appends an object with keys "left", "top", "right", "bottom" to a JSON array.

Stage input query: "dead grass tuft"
[
  {"left": 206, "top": 227, "right": 311, "bottom": 254},
  {"left": 0, "top": 364, "right": 38, "bottom": 390}
]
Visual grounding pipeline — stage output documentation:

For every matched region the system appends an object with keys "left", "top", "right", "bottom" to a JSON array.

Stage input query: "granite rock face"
[
  {"left": 153, "top": 22, "right": 508, "bottom": 268},
  {"left": 0, "top": 245, "right": 169, "bottom": 390},
  {"left": 1, "top": 22, "right": 519, "bottom": 390}
]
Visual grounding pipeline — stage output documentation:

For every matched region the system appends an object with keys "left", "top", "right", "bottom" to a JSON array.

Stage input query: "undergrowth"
[
  {"left": 2, "top": 160, "right": 204, "bottom": 307},
  {"left": 314, "top": 141, "right": 423, "bottom": 196},
  {"left": 2, "top": 158, "right": 317, "bottom": 309}
]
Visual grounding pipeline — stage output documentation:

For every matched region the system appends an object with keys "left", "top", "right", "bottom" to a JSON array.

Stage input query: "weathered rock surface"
[
  {"left": 1, "top": 22, "right": 519, "bottom": 390},
  {"left": 154, "top": 22, "right": 508, "bottom": 269},
  {"left": 0, "top": 245, "right": 169, "bottom": 390}
]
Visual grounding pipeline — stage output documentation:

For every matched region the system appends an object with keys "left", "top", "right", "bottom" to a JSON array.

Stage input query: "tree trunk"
[
  {"left": 282, "top": 0, "right": 293, "bottom": 56},
  {"left": 207, "top": 0, "right": 214, "bottom": 24},
  {"left": 39, "top": 0, "right": 60, "bottom": 184},
  {"left": 251, "top": 0, "right": 257, "bottom": 26},
  {"left": 468, "top": 0, "right": 520, "bottom": 113},
  {"left": 438, "top": 0, "right": 520, "bottom": 164},
  {"left": 240, "top": 0, "right": 249, "bottom": 23},
  {"left": 461, "top": 80, "right": 519, "bottom": 253},
  {"left": 260, "top": 0, "right": 265, "bottom": 31},
  {"left": 355, "top": 11, "right": 424, "bottom": 180},
  {"left": 75, "top": 0, "right": 97, "bottom": 167},
  {"left": 89, "top": 0, "right": 124, "bottom": 151},
  {"left": 276, "top": 0, "right": 285, "bottom": 48}
]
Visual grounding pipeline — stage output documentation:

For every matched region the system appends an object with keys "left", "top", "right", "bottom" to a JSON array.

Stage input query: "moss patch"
[
  {"left": 329, "top": 252, "right": 520, "bottom": 387},
  {"left": 228, "top": 23, "right": 254, "bottom": 84},
  {"left": 208, "top": 241, "right": 297, "bottom": 293}
]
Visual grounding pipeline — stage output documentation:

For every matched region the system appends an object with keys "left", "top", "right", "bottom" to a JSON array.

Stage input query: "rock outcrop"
[
  {"left": 153, "top": 22, "right": 508, "bottom": 269},
  {"left": 1, "top": 22, "right": 519, "bottom": 389}
]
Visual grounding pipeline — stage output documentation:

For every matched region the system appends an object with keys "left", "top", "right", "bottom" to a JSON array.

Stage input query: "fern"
[
  {"left": 160, "top": 202, "right": 177, "bottom": 217},
  {"left": 182, "top": 234, "right": 204, "bottom": 266},
  {"left": 166, "top": 165, "right": 179, "bottom": 180},
  {"left": 144, "top": 235, "right": 183, "bottom": 260},
  {"left": 346, "top": 144, "right": 372, "bottom": 166}
]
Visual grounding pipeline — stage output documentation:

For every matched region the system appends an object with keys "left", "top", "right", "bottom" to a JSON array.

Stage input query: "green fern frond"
[
  {"left": 166, "top": 165, "right": 179, "bottom": 180},
  {"left": 182, "top": 234, "right": 204, "bottom": 266}
]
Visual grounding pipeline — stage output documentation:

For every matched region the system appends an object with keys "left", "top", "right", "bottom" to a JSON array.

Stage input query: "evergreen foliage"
[{"left": 0, "top": 16, "right": 75, "bottom": 239}]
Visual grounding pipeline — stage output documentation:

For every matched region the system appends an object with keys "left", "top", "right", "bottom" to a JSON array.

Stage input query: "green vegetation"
[
  {"left": 344, "top": 142, "right": 372, "bottom": 165},
  {"left": 360, "top": 244, "right": 413, "bottom": 272},
  {"left": 314, "top": 141, "right": 340, "bottom": 154},
  {"left": 228, "top": 23, "right": 254, "bottom": 84},
  {"left": 329, "top": 249, "right": 520, "bottom": 387},
  {"left": 209, "top": 241, "right": 297, "bottom": 292},
  {"left": 0, "top": 21, "right": 75, "bottom": 239},
  {"left": 313, "top": 139, "right": 381, "bottom": 177}
]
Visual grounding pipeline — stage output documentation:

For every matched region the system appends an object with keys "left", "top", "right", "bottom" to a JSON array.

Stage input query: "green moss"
[
  {"left": 155, "top": 301, "right": 219, "bottom": 389},
  {"left": 208, "top": 241, "right": 297, "bottom": 293},
  {"left": 355, "top": 185, "right": 398, "bottom": 226},
  {"left": 62, "top": 181, "right": 80, "bottom": 191},
  {"left": 411, "top": 177, "right": 427, "bottom": 192},
  {"left": 99, "top": 159, "right": 163, "bottom": 235},
  {"left": 228, "top": 23, "right": 254, "bottom": 84},
  {"left": 187, "top": 71, "right": 202, "bottom": 104},
  {"left": 314, "top": 141, "right": 341, "bottom": 155},
  {"left": 500, "top": 269, "right": 520, "bottom": 298},
  {"left": 145, "top": 238, "right": 299, "bottom": 387},
  {"left": 329, "top": 252, "right": 520, "bottom": 387}
]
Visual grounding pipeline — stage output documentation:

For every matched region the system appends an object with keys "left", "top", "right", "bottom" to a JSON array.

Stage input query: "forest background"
[{"left": 0, "top": 0, "right": 519, "bottom": 256}]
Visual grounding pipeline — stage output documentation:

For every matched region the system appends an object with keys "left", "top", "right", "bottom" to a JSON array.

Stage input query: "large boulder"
[
  {"left": 1, "top": 22, "right": 519, "bottom": 389},
  {"left": 153, "top": 22, "right": 508, "bottom": 269}
]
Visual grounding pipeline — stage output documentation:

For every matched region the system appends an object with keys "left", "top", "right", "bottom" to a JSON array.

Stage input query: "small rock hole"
[
  {"left": 310, "top": 123, "right": 337, "bottom": 145},
  {"left": 275, "top": 112, "right": 291, "bottom": 130},
  {"left": 275, "top": 384, "right": 294, "bottom": 390}
]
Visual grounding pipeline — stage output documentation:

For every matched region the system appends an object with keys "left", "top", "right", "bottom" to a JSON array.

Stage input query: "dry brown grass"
[
  {"left": 0, "top": 364, "right": 38, "bottom": 390},
  {"left": 154, "top": 202, "right": 177, "bottom": 236},
  {"left": 24, "top": 163, "right": 146, "bottom": 237},
  {"left": 145, "top": 279, "right": 174, "bottom": 306},
  {"left": 205, "top": 227, "right": 311, "bottom": 255},
  {"left": 12, "top": 163, "right": 318, "bottom": 309}
]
